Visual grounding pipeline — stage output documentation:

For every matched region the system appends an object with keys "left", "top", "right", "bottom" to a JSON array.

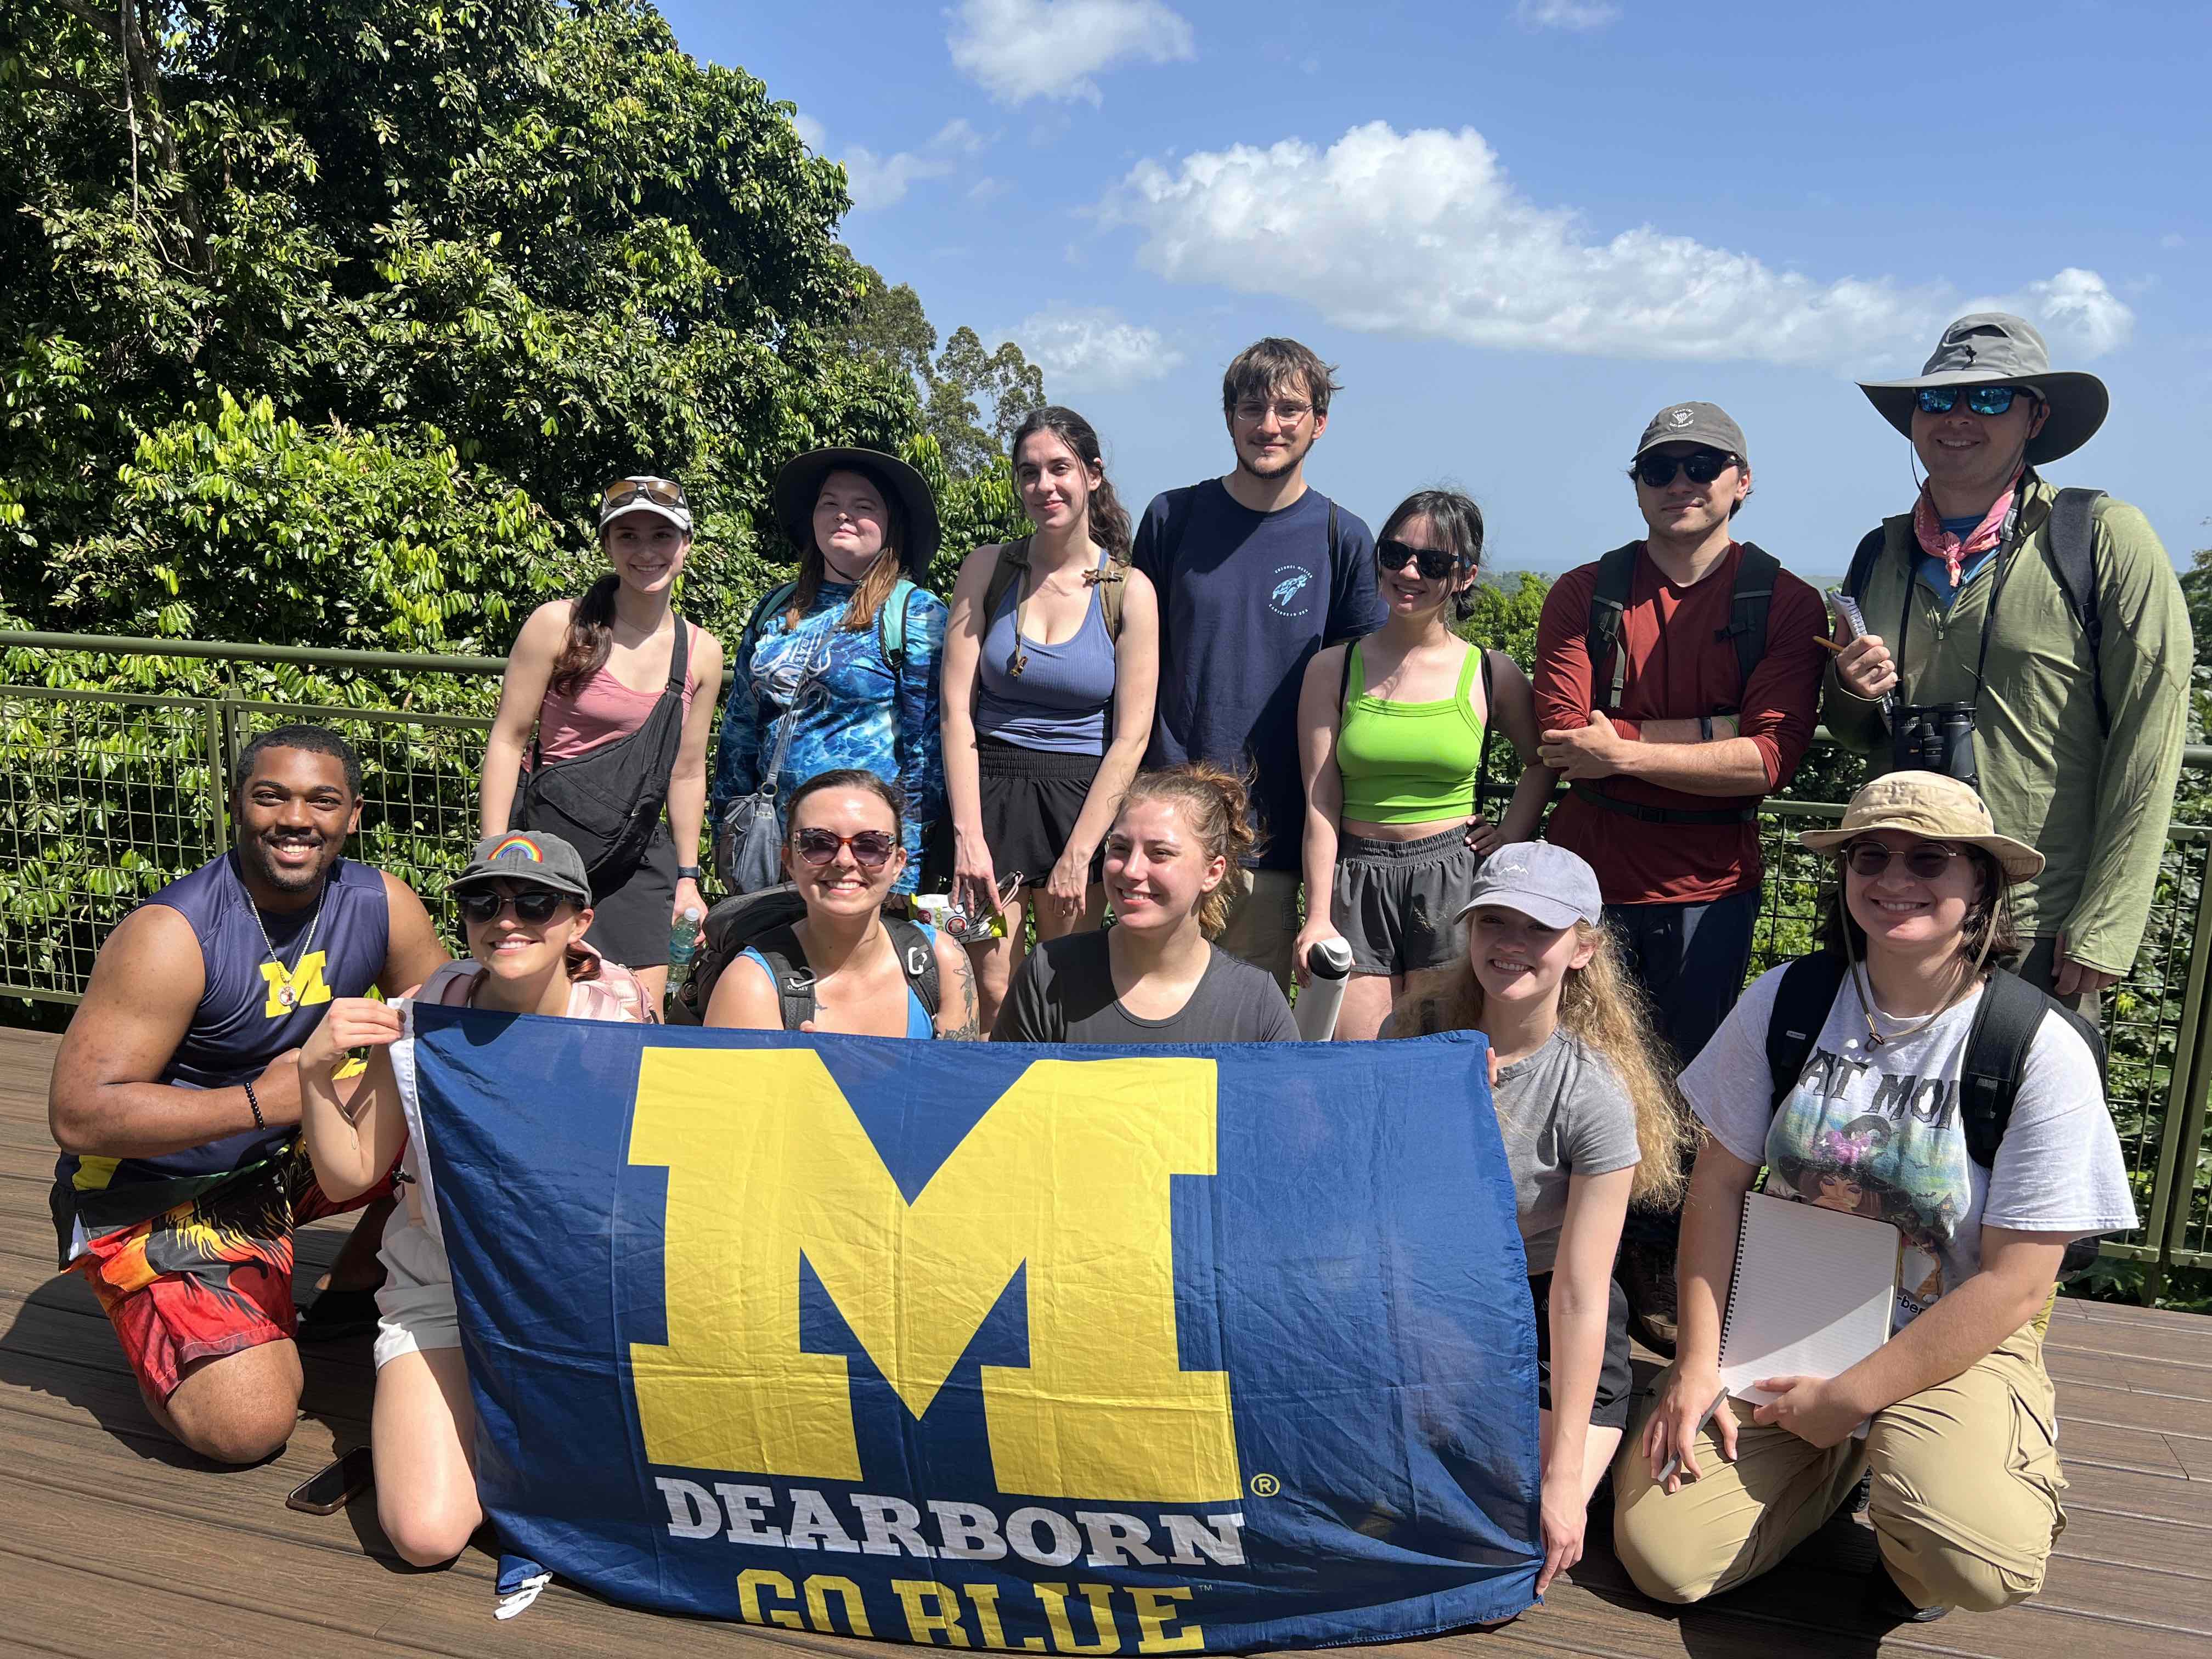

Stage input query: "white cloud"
[
  {"left": 1515, "top": 0, "right": 1621, "bottom": 30},
  {"left": 1101, "top": 122, "right": 2134, "bottom": 368},
  {"left": 948, "top": 0, "right": 1195, "bottom": 106},
  {"left": 1005, "top": 307, "right": 1184, "bottom": 391},
  {"left": 803, "top": 118, "right": 990, "bottom": 212},
  {"left": 2160, "top": 232, "right": 2186, "bottom": 250}
]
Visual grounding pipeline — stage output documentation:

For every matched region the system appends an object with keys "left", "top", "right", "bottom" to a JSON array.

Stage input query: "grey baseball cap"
[
  {"left": 1633, "top": 401, "right": 1747, "bottom": 464},
  {"left": 1857, "top": 312, "right": 2108, "bottom": 464},
  {"left": 1453, "top": 842, "right": 1604, "bottom": 930},
  {"left": 450, "top": 831, "right": 593, "bottom": 906}
]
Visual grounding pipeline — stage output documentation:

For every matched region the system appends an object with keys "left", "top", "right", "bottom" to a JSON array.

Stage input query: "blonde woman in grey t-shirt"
[{"left": 1387, "top": 842, "right": 1689, "bottom": 1599}]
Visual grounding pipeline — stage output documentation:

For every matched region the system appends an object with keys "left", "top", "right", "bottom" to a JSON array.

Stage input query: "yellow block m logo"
[
  {"left": 627, "top": 1051, "right": 1240, "bottom": 1504},
  {"left": 259, "top": 950, "right": 331, "bottom": 1018}
]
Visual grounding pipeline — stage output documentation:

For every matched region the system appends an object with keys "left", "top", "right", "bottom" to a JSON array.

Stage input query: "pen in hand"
[{"left": 1656, "top": 1387, "right": 1732, "bottom": 1488}]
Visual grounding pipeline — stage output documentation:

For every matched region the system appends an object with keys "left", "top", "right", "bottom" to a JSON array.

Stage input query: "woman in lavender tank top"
[{"left": 479, "top": 476, "right": 724, "bottom": 1000}]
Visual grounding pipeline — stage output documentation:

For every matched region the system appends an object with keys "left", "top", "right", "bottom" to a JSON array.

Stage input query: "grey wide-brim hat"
[
  {"left": 1858, "top": 312, "right": 2108, "bottom": 465},
  {"left": 771, "top": 447, "right": 941, "bottom": 580}
]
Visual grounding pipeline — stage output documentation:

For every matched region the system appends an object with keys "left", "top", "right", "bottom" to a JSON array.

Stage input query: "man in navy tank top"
[{"left": 48, "top": 725, "right": 448, "bottom": 1464}]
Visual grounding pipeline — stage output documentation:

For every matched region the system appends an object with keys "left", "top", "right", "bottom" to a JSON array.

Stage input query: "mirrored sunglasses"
[
  {"left": 599, "top": 476, "right": 689, "bottom": 513},
  {"left": 1915, "top": 385, "right": 2035, "bottom": 417}
]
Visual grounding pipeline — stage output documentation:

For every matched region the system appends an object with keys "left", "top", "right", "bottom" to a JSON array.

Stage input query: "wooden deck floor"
[{"left": 3, "top": 1022, "right": 2209, "bottom": 1658}]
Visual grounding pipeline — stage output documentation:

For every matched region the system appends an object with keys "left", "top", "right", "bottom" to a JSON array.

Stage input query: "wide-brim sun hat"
[
  {"left": 1798, "top": 771, "right": 2044, "bottom": 884},
  {"left": 1857, "top": 312, "right": 2108, "bottom": 466},
  {"left": 771, "top": 447, "right": 941, "bottom": 581}
]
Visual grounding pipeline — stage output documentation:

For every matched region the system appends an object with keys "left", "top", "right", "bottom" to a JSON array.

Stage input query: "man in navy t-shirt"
[{"left": 1133, "top": 337, "right": 1386, "bottom": 989}]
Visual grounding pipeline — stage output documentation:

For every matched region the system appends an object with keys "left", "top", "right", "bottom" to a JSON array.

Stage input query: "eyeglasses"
[
  {"left": 1376, "top": 539, "right": 1461, "bottom": 580},
  {"left": 1232, "top": 399, "right": 1314, "bottom": 426},
  {"left": 792, "top": 828, "right": 899, "bottom": 869},
  {"left": 1633, "top": 450, "right": 1736, "bottom": 488},
  {"left": 1915, "top": 385, "right": 2036, "bottom": 417},
  {"left": 1840, "top": 840, "right": 1966, "bottom": 879},
  {"left": 456, "top": 888, "right": 568, "bottom": 925},
  {"left": 599, "top": 476, "right": 689, "bottom": 514}
]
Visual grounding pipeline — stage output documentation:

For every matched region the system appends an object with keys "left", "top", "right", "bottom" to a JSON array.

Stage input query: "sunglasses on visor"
[{"left": 599, "top": 477, "right": 689, "bottom": 515}]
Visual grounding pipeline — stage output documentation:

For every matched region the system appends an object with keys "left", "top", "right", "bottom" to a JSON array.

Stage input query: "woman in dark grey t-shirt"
[
  {"left": 991, "top": 764, "right": 1297, "bottom": 1045},
  {"left": 1387, "top": 842, "right": 1687, "bottom": 1598}
]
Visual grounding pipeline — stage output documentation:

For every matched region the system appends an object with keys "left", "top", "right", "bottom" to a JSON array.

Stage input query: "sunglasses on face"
[
  {"left": 1633, "top": 450, "right": 1736, "bottom": 489},
  {"left": 1841, "top": 840, "right": 1966, "bottom": 879},
  {"left": 1376, "top": 539, "right": 1461, "bottom": 580},
  {"left": 599, "top": 476, "right": 689, "bottom": 514},
  {"left": 1915, "top": 385, "right": 2035, "bottom": 418},
  {"left": 457, "top": 888, "right": 568, "bottom": 925},
  {"left": 792, "top": 828, "right": 899, "bottom": 869}
]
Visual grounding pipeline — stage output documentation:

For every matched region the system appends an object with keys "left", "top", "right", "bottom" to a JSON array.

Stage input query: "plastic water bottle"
[
  {"left": 667, "top": 906, "right": 703, "bottom": 975},
  {"left": 1294, "top": 937, "right": 1356, "bottom": 1041}
]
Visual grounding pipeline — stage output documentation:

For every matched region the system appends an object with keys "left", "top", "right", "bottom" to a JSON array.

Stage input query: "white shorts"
[{"left": 373, "top": 1212, "right": 458, "bottom": 1369}]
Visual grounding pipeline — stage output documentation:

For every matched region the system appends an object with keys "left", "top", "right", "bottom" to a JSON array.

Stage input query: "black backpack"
[
  {"left": 1576, "top": 540, "right": 1779, "bottom": 826},
  {"left": 1844, "top": 487, "right": 2109, "bottom": 732},
  {"left": 1763, "top": 954, "right": 2108, "bottom": 1272},
  {"left": 668, "top": 884, "right": 940, "bottom": 1032}
]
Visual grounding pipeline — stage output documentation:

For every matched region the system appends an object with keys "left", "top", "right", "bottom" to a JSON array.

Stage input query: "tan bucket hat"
[{"left": 1798, "top": 772, "right": 2043, "bottom": 883}]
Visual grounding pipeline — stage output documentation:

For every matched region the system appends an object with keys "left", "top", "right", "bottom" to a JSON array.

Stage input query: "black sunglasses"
[
  {"left": 1840, "top": 840, "right": 1966, "bottom": 880},
  {"left": 1633, "top": 450, "right": 1736, "bottom": 489},
  {"left": 456, "top": 888, "right": 568, "bottom": 925},
  {"left": 1376, "top": 539, "right": 1460, "bottom": 580},
  {"left": 792, "top": 827, "right": 899, "bottom": 869},
  {"left": 1915, "top": 385, "right": 2036, "bottom": 417}
]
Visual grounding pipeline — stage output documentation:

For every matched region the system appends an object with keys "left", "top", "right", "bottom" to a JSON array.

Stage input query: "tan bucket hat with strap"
[{"left": 1798, "top": 772, "right": 2043, "bottom": 883}]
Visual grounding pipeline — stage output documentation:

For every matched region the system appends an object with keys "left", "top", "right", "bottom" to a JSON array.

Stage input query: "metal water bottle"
[{"left": 1294, "top": 937, "right": 1356, "bottom": 1041}]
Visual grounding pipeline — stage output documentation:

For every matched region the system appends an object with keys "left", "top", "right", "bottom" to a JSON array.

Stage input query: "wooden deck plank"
[{"left": 6, "top": 1023, "right": 2212, "bottom": 1657}]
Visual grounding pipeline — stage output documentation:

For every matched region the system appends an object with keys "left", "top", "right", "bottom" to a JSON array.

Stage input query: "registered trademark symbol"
[{"left": 1249, "top": 1472, "right": 1280, "bottom": 1497}]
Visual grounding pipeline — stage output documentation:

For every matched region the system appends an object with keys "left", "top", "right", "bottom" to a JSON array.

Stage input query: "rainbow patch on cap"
[{"left": 487, "top": 833, "right": 545, "bottom": 864}]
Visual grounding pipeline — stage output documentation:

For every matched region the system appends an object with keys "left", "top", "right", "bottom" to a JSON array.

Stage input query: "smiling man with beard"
[{"left": 48, "top": 725, "right": 448, "bottom": 1464}]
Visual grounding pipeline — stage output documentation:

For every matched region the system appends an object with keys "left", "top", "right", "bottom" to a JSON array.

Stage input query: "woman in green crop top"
[{"left": 1294, "top": 489, "right": 1550, "bottom": 1040}]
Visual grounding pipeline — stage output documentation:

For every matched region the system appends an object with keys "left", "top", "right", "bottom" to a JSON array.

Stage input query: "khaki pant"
[
  {"left": 1216, "top": 867, "right": 1302, "bottom": 992},
  {"left": 1612, "top": 1318, "right": 2067, "bottom": 1614}
]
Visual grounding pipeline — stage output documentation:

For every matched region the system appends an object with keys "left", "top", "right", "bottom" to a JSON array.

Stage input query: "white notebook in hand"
[{"left": 1718, "top": 1190, "right": 1900, "bottom": 1411}]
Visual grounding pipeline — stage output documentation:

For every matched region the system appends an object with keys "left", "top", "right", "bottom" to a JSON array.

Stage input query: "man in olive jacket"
[{"left": 1826, "top": 313, "right": 2191, "bottom": 1014}]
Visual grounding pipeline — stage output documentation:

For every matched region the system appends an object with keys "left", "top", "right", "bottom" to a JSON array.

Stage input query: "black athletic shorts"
[{"left": 1530, "top": 1271, "right": 1633, "bottom": 1430}]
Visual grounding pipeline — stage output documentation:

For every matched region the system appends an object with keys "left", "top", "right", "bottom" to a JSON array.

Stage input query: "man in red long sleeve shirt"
[{"left": 1533, "top": 403, "right": 1827, "bottom": 1348}]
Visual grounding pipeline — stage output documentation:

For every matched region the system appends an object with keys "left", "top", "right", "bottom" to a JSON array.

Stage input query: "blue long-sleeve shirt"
[{"left": 709, "top": 580, "right": 947, "bottom": 895}]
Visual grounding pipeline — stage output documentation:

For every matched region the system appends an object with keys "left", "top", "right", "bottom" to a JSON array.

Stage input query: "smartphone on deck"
[{"left": 285, "top": 1445, "right": 375, "bottom": 1515}]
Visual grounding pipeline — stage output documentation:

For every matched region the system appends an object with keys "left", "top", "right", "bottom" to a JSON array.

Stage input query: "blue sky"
[{"left": 663, "top": 1, "right": 2207, "bottom": 578}]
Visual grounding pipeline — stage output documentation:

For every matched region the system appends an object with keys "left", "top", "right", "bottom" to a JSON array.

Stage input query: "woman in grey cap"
[
  {"left": 295, "top": 830, "right": 657, "bottom": 1569},
  {"left": 1385, "top": 842, "right": 1686, "bottom": 1599},
  {"left": 481, "top": 476, "right": 724, "bottom": 998}
]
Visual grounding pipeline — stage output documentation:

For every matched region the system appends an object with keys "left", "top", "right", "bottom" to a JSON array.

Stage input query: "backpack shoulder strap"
[
  {"left": 1474, "top": 649, "right": 1497, "bottom": 815},
  {"left": 876, "top": 577, "right": 918, "bottom": 668},
  {"left": 1767, "top": 953, "right": 1849, "bottom": 1109},
  {"left": 752, "top": 924, "right": 817, "bottom": 1032},
  {"left": 1585, "top": 541, "right": 1643, "bottom": 713},
  {"left": 1958, "top": 969, "right": 2107, "bottom": 1169},
  {"left": 1844, "top": 526, "right": 1888, "bottom": 601},
  {"left": 887, "top": 918, "right": 941, "bottom": 1022},
  {"left": 2046, "top": 488, "right": 2109, "bottom": 733},
  {"left": 1092, "top": 546, "right": 1130, "bottom": 642},
  {"left": 1338, "top": 640, "right": 1359, "bottom": 712},
  {"left": 980, "top": 537, "right": 1034, "bottom": 633},
  {"left": 744, "top": 582, "right": 799, "bottom": 650},
  {"left": 1722, "top": 543, "right": 1780, "bottom": 696}
]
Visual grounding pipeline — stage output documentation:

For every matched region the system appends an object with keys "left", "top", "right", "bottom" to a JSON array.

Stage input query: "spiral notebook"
[{"left": 1718, "top": 1191, "right": 1900, "bottom": 1409}]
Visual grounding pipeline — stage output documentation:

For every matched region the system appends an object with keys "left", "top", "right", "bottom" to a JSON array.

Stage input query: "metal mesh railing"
[{"left": 3, "top": 637, "right": 2209, "bottom": 1279}]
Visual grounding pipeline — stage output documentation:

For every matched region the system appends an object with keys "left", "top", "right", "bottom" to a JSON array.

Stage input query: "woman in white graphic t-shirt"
[{"left": 1612, "top": 772, "right": 2134, "bottom": 1622}]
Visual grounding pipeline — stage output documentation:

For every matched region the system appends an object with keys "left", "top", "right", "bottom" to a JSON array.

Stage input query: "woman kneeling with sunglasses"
[
  {"left": 1613, "top": 774, "right": 2133, "bottom": 1621},
  {"left": 297, "top": 832, "right": 655, "bottom": 1567},
  {"left": 704, "top": 770, "right": 979, "bottom": 1039}
]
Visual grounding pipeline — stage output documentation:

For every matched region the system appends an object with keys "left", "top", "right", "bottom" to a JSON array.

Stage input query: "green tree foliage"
[
  {"left": 2, "top": 0, "right": 927, "bottom": 646},
  {"left": 923, "top": 325, "right": 1047, "bottom": 479}
]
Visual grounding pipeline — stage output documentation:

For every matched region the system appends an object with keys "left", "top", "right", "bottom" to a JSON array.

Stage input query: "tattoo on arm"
[{"left": 944, "top": 948, "right": 982, "bottom": 1040}]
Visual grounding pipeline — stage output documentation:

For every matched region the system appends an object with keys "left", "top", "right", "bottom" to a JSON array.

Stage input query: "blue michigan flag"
[{"left": 404, "top": 1007, "right": 1543, "bottom": 1650}]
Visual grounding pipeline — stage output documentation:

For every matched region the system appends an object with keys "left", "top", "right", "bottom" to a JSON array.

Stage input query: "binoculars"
[{"left": 1891, "top": 702, "right": 1979, "bottom": 788}]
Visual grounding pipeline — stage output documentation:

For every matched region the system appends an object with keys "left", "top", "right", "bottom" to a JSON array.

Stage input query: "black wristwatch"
[
  {"left": 675, "top": 865, "right": 702, "bottom": 882},
  {"left": 1698, "top": 715, "right": 1714, "bottom": 742}
]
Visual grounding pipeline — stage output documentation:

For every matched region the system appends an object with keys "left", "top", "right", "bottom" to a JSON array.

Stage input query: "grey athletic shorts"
[{"left": 1333, "top": 826, "right": 1480, "bottom": 977}]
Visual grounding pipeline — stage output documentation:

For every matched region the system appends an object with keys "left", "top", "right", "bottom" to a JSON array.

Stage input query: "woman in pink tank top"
[{"left": 480, "top": 476, "right": 725, "bottom": 1000}]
